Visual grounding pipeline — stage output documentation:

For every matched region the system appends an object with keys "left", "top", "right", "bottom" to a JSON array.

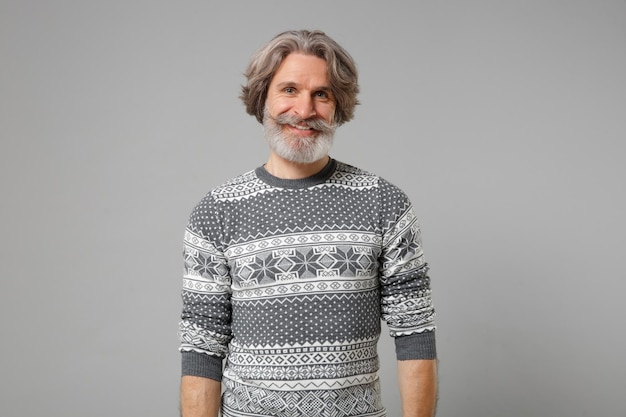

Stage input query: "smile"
[{"left": 289, "top": 124, "right": 314, "bottom": 131}]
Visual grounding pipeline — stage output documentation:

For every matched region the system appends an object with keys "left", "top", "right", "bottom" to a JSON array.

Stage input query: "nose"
[{"left": 293, "top": 94, "right": 316, "bottom": 119}]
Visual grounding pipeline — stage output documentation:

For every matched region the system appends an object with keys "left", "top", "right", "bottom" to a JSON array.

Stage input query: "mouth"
[
  {"left": 289, "top": 123, "right": 314, "bottom": 131},
  {"left": 285, "top": 123, "right": 318, "bottom": 137}
]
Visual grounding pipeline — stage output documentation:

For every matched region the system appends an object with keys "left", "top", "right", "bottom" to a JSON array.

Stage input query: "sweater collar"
[{"left": 255, "top": 158, "right": 337, "bottom": 189}]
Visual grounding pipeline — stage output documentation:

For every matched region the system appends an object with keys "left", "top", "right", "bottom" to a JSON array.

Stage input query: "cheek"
[
  {"left": 318, "top": 104, "right": 336, "bottom": 123},
  {"left": 267, "top": 98, "right": 291, "bottom": 116}
]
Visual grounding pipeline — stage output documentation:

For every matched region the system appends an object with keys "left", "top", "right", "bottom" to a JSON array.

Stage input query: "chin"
[{"left": 277, "top": 139, "right": 332, "bottom": 164}]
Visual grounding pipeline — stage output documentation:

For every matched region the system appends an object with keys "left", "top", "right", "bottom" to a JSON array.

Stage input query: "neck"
[{"left": 264, "top": 152, "right": 330, "bottom": 180}]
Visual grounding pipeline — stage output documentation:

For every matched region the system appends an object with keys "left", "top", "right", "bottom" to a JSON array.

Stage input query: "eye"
[
  {"left": 284, "top": 87, "right": 296, "bottom": 94},
  {"left": 314, "top": 90, "right": 329, "bottom": 99}
]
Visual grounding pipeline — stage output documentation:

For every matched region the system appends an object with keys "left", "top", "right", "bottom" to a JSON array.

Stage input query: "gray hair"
[{"left": 240, "top": 30, "right": 359, "bottom": 126}]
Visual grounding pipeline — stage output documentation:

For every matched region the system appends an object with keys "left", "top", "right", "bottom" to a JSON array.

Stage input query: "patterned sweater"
[{"left": 179, "top": 159, "right": 436, "bottom": 417}]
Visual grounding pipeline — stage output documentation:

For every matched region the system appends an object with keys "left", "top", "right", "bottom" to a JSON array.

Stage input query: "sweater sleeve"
[
  {"left": 179, "top": 194, "right": 232, "bottom": 380},
  {"left": 378, "top": 180, "right": 437, "bottom": 360}
]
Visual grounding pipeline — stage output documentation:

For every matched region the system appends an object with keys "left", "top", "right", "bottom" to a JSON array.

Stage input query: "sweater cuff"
[
  {"left": 181, "top": 351, "right": 223, "bottom": 381},
  {"left": 395, "top": 331, "right": 437, "bottom": 360}
]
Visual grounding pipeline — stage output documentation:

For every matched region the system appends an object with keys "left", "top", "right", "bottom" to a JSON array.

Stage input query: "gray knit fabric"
[{"left": 179, "top": 159, "right": 436, "bottom": 417}]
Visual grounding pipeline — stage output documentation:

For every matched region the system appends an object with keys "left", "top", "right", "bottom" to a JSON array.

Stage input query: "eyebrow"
[{"left": 274, "top": 81, "right": 331, "bottom": 92}]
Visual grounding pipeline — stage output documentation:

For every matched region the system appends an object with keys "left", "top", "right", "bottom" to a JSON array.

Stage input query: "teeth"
[{"left": 290, "top": 124, "right": 312, "bottom": 130}]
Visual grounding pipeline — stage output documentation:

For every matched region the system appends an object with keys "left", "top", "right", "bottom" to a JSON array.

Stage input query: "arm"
[
  {"left": 397, "top": 359, "right": 438, "bottom": 417},
  {"left": 179, "top": 195, "right": 233, "bottom": 416},
  {"left": 377, "top": 181, "right": 438, "bottom": 415},
  {"left": 180, "top": 375, "right": 221, "bottom": 417},
  {"left": 378, "top": 182, "right": 436, "bottom": 340}
]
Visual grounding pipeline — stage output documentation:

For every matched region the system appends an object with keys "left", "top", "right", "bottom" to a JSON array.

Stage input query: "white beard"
[{"left": 263, "top": 108, "right": 336, "bottom": 164}]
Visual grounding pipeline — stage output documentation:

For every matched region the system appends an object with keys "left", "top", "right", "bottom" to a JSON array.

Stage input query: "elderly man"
[{"left": 179, "top": 30, "right": 437, "bottom": 417}]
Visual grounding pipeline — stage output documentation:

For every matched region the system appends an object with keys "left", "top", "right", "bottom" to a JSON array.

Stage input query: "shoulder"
[
  {"left": 334, "top": 160, "right": 376, "bottom": 179},
  {"left": 333, "top": 160, "right": 409, "bottom": 200},
  {"left": 207, "top": 168, "right": 275, "bottom": 202},
  {"left": 330, "top": 160, "right": 379, "bottom": 189},
  {"left": 187, "top": 169, "right": 260, "bottom": 230},
  {"left": 334, "top": 161, "right": 414, "bottom": 228},
  {"left": 209, "top": 169, "right": 258, "bottom": 198}
]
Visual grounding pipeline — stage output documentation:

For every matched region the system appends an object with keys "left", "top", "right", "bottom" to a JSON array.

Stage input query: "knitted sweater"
[{"left": 179, "top": 159, "right": 436, "bottom": 417}]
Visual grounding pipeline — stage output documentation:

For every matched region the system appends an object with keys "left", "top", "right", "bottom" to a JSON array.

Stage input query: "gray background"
[{"left": 1, "top": 1, "right": 625, "bottom": 416}]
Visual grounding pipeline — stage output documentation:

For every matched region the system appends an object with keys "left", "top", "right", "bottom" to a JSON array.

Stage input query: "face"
[{"left": 264, "top": 53, "right": 337, "bottom": 164}]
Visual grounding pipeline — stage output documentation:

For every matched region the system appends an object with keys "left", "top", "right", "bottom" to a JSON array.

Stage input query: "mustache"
[{"left": 270, "top": 113, "right": 335, "bottom": 134}]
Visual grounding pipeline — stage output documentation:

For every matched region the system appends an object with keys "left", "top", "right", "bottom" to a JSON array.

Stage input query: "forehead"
[{"left": 270, "top": 53, "right": 329, "bottom": 85}]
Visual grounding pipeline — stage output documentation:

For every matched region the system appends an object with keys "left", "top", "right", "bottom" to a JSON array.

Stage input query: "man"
[{"left": 179, "top": 30, "right": 437, "bottom": 417}]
